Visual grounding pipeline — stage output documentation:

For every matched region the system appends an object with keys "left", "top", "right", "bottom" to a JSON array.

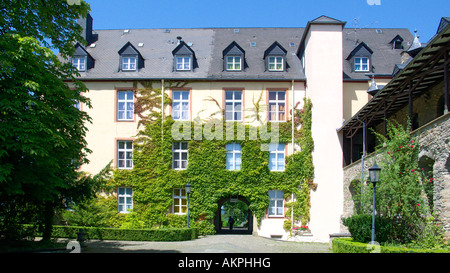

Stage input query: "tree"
[{"left": 0, "top": 0, "right": 91, "bottom": 241}]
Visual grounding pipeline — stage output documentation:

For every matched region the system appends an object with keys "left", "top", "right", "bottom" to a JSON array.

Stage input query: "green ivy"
[{"left": 108, "top": 81, "right": 315, "bottom": 235}]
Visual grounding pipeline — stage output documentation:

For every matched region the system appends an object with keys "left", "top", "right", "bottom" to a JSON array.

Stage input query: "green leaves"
[{"left": 0, "top": 1, "right": 92, "bottom": 240}]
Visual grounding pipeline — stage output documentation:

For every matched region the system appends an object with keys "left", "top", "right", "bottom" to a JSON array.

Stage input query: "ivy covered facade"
[{"left": 109, "top": 82, "right": 315, "bottom": 236}]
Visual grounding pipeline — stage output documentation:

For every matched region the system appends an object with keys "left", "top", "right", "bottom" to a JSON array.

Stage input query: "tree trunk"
[{"left": 42, "top": 202, "right": 54, "bottom": 242}]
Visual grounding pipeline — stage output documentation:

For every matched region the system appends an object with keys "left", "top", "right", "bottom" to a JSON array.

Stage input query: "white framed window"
[
  {"left": 268, "top": 56, "right": 283, "bottom": 71},
  {"left": 172, "top": 90, "right": 190, "bottom": 120},
  {"left": 226, "top": 56, "right": 242, "bottom": 71},
  {"left": 225, "top": 90, "right": 242, "bottom": 121},
  {"left": 72, "top": 57, "right": 85, "bottom": 71},
  {"left": 117, "top": 91, "right": 134, "bottom": 121},
  {"left": 173, "top": 188, "right": 187, "bottom": 214},
  {"left": 122, "top": 56, "right": 137, "bottom": 71},
  {"left": 268, "top": 190, "right": 284, "bottom": 217},
  {"left": 173, "top": 142, "right": 188, "bottom": 170},
  {"left": 176, "top": 56, "right": 191, "bottom": 70},
  {"left": 226, "top": 143, "right": 241, "bottom": 170},
  {"left": 118, "top": 187, "right": 133, "bottom": 213},
  {"left": 268, "top": 91, "right": 286, "bottom": 122},
  {"left": 354, "top": 57, "right": 369, "bottom": 72},
  {"left": 269, "top": 143, "right": 285, "bottom": 171},
  {"left": 117, "top": 140, "right": 133, "bottom": 169}
]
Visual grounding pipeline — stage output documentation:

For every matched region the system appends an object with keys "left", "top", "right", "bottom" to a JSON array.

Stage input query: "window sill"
[
  {"left": 116, "top": 119, "right": 136, "bottom": 122},
  {"left": 267, "top": 215, "right": 285, "bottom": 219}
]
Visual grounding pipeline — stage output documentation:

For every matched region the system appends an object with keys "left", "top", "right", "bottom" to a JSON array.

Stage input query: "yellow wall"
[
  {"left": 343, "top": 78, "right": 392, "bottom": 122},
  {"left": 79, "top": 80, "right": 306, "bottom": 175}
]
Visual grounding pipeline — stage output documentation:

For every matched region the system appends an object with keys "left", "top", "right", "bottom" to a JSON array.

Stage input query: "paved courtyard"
[{"left": 81, "top": 234, "right": 331, "bottom": 253}]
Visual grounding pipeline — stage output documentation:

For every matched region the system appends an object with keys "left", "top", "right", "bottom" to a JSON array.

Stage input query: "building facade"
[{"left": 70, "top": 14, "right": 423, "bottom": 242}]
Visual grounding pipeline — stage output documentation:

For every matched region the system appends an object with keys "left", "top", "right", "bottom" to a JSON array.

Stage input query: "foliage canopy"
[{"left": 0, "top": 0, "right": 92, "bottom": 241}]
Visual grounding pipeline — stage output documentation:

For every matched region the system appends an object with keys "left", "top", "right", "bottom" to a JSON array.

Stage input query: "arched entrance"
[{"left": 214, "top": 196, "right": 253, "bottom": 234}]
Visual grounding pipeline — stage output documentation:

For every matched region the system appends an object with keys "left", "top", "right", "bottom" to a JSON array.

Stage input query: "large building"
[{"left": 69, "top": 13, "right": 448, "bottom": 242}]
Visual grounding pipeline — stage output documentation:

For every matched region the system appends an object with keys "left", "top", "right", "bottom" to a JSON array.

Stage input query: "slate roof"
[
  {"left": 343, "top": 28, "right": 414, "bottom": 80},
  {"left": 69, "top": 23, "right": 413, "bottom": 82}
]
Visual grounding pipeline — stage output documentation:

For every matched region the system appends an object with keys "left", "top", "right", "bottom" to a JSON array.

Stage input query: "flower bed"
[{"left": 291, "top": 225, "right": 311, "bottom": 236}]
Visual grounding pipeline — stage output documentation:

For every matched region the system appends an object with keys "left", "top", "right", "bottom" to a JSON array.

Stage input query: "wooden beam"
[
  {"left": 383, "top": 101, "right": 387, "bottom": 136},
  {"left": 409, "top": 81, "right": 413, "bottom": 126}
]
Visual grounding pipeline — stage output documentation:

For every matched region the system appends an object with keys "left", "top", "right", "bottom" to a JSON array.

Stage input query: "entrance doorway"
[{"left": 214, "top": 196, "right": 253, "bottom": 234}]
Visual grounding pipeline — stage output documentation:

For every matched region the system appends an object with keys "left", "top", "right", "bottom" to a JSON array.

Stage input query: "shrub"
[
  {"left": 342, "top": 214, "right": 391, "bottom": 243},
  {"left": 332, "top": 238, "right": 450, "bottom": 253},
  {"left": 34, "top": 225, "right": 198, "bottom": 241},
  {"left": 192, "top": 220, "right": 216, "bottom": 236},
  {"left": 59, "top": 196, "right": 119, "bottom": 227}
]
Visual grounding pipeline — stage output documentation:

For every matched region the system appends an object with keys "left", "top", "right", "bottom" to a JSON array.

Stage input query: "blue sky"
[{"left": 86, "top": 0, "right": 448, "bottom": 42}]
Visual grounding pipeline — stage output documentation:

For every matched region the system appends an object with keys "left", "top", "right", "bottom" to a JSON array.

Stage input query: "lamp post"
[
  {"left": 368, "top": 161, "right": 381, "bottom": 244},
  {"left": 185, "top": 182, "right": 192, "bottom": 228}
]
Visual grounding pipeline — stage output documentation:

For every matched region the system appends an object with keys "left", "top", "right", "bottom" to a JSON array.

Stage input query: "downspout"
[
  {"left": 161, "top": 79, "right": 165, "bottom": 147},
  {"left": 291, "top": 80, "right": 295, "bottom": 156},
  {"left": 291, "top": 79, "right": 295, "bottom": 229},
  {"left": 355, "top": 115, "right": 366, "bottom": 207}
]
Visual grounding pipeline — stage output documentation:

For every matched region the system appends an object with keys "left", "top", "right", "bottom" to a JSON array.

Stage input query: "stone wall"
[
  {"left": 414, "top": 112, "right": 450, "bottom": 236},
  {"left": 342, "top": 112, "right": 450, "bottom": 237}
]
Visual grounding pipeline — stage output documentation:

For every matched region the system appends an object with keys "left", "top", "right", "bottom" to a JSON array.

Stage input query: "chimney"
[{"left": 78, "top": 13, "right": 94, "bottom": 46}]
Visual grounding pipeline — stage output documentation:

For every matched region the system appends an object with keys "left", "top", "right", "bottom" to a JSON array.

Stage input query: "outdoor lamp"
[
  {"left": 185, "top": 182, "right": 192, "bottom": 228},
  {"left": 368, "top": 161, "right": 381, "bottom": 244},
  {"left": 369, "top": 161, "right": 381, "bottom": 185},
  {"left": 185, "top": 182, "right": 192, "bottom": 195}
]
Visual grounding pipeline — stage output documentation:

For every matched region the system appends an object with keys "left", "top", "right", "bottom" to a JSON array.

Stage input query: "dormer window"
[
  {"left": 223, "top": 41, "right": 245, "bottom": 72},
  {"left": 264, "top": 42, "right": 287, "bottom": 72},
  {"left": 346, "top": 41, "right": 373, "bottom": 73},
  {"left": 72, "top": 43, "right": 94, "bottom": 72},
  {"left": 172, "top": 38, "right": 197, "bottom": 72},
  {"left": 390, "top": 35, "right": 404, "bottom": 50},
  {"left": 72, "top": 57, "right": 86, "bottom": 71},
  {"left": 393, "top": 40, "right": 402, "bottom": 50},
  {"left": 354, "top": 57, "right": 369, "bottom": 72},
  {"left": 118, "top": 42, "right": 144, "bottom": 72}
]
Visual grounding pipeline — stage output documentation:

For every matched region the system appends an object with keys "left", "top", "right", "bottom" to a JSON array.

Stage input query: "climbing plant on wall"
[{"left": 108, "top": 80, "right": 315, "bottom": 235}]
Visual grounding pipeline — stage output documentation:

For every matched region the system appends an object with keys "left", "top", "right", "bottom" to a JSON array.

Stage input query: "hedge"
[
  {"left": 33, "top": 225, "right": 198, "bottom": 242},
  {"left": 332, "top": 238, "right": 450, "bottom": 253}
]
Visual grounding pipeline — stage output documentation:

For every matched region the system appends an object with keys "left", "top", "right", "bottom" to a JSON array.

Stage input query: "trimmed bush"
[
  {"left": 34, "top": 225, "right": 198, "bottom": 242},
  {"left": 342, "top": 214, "right": 391, "bottom": 243},
  {"left": 332, "top": 238, "right": 450, "bottom": 253}
]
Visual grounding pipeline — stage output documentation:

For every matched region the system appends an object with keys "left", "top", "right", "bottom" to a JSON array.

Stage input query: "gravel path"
[{"left": 82, "top": 234, "right": 331, "bottom": 253}]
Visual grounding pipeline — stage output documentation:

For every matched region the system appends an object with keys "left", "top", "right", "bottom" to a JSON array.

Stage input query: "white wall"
[{"left": 304, "top": 23, "right": 344, "bottom": 242}]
